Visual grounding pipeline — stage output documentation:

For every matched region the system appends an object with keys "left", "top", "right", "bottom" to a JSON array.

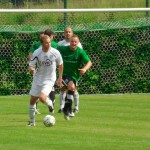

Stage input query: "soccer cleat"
[
  {"left": 64, "top": 114, "right": 70, "bottom": 120},
  {"left": 58, "top": 109, "right": 63, "bottom": 113},
  {"left": 69, "top": 111, "right": 75, "bottom": 117},
  {"left": 27, "top": 121, "right": 35, "bottom": 126},
  {"left": 35, "top": 109, "right": 41, "bottom": 115},
  {"left": 64, "top": 111, "right": 70, "bottom": 120},
  {"left": 73, "top": 108, "right": 79, "bottom": 113},
  {"left": 48, "top": 106, "right": 54, "bottom": 114},
  {"left": 51, "top": 109, "right": 55, "bottom": 114}
]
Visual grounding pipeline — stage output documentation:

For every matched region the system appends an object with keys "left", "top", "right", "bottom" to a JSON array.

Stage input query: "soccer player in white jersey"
[
  {"left": 57, "top": 27, "right": 82, "bottom": 115},
  {"left": 28, "top": 29, "right": 58, "bottom": 115},
  {"left": 27, "top": 35, "right": 63, "bottom": 126}
]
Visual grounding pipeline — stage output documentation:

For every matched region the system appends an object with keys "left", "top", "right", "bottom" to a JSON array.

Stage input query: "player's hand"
[
  {"left": 57, "top": 77, "right": 63, "bottom": 88},
  {"left": 78, "top": 68, "right": 87, "bottom": 75},
  {"left": 29, "top": 67, "right": 35, "bottom": 75}
]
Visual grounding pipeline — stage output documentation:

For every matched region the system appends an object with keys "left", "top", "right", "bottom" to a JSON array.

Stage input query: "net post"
[{"left": 64, "top": 0, "right": 67, "bottom": 28}]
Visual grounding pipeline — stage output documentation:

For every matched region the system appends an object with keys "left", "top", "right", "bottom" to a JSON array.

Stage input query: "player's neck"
[
  {"left": 65, "top": 38, "right": 71, "bottom": 42},
  {"left": 70, "top": 46, "right": 76, "bottom": 51},
  {"left": 42, "top": 47, "right": 50, "bottom": 52}
]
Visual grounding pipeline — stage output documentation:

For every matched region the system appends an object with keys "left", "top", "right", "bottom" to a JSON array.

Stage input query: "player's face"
[
  {"left": 64, "top": 28, "right": 73, "bottom": 40},
  {"left": 70, "top": 37, "right": 79, "bottom": 51},
  {"left": 42, "top": 38, "right": 51, "bottom": 51}
]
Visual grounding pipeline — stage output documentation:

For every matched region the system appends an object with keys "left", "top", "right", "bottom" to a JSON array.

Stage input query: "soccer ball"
[{"left": 43, "top": 115, "right": 56, "bottom": 127}]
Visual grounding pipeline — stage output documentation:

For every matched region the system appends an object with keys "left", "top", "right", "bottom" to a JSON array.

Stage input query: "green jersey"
[
  {"left": 29, "top": 40, "right": 58, "bottom": 53},
  {"left": 57, "top": 46, "right": 90, "bottom": 81}
]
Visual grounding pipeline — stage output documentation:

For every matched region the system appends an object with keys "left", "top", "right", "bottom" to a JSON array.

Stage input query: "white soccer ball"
[{"left": 43, "top": 115, "right": 56, "bottom": 127}]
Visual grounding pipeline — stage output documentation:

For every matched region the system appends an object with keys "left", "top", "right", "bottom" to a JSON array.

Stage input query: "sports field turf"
[{"left": 0, "top": 94, "right": 150, "bottom": 150}]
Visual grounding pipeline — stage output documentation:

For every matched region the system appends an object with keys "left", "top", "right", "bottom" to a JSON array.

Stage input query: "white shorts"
[{"left": 29, "top": 81, "right": 54, "bottom": 97}]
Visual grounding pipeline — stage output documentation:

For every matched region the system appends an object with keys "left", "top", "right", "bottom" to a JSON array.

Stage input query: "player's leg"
[
  {"left": 27, "top": 96, "right": 38, "bottom": 126},
  {"left": 27, "top": 81, "right": 40, "bottom": 126},
  {"left": 49, "top": 87, "right": 55, "bottom": 105},
  {"left": 63, "top": 81, "right": 76, "bottom": 120},
  {"left": 39, "top": 83, "right": 54, "bottom": 114},
  {"left": 73, "top": 85, "right": 79, "bottom": 113},
  {"left": 48, "top": 86, "right": 55, "bottom": 113},
  {"left": 58, "top": 86, "right": 67, "bottom": 113},
  {"left": 35, "top": 99, "right": 41, "bottom": 114}
]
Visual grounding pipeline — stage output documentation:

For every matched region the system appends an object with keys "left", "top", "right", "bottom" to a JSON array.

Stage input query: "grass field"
[{"left": 0, "top": 94, "right": 150, "bottom": 150}]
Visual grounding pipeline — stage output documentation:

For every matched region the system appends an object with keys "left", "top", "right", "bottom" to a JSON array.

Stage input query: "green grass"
[{"left": 0, "top": 94, "right": 150, "bottom": 150}]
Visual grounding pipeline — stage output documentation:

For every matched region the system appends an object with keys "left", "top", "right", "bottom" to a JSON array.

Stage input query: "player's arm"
[
  {"left": 57, "top": 64, "right": 63, "bottom": 88},
  {"left": 78, "top": 61, "right": 92, "bottom": 75},
  {"left": 28, "top": 51, "right": 38, "bottom": 75},
  {"left": 27, "top": 52, "right": 33, "bottom": 61},
  {"left": 56, "top": 50, "right": 64, "bottom": 88},
  {"left": 78, "top": 50, "right": 92, "bottom": 75},
  {"left": 29, "top": 66, "right": 35, "bottom": 75},
  {"left": 27, "top": 41, "right": 40, "bottom": 61},
  {"left": 27, "top": 44, "right": 35, "bottom": 61}
]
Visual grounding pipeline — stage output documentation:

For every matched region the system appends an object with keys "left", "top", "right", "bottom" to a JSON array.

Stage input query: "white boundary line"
[{"left": 1, "top": 8, "right": 150, "bottom": 13}]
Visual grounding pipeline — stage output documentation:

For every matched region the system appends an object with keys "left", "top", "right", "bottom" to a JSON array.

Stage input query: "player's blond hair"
[{"left": 40, "top": 35, "right": 50, "bottom": 43}]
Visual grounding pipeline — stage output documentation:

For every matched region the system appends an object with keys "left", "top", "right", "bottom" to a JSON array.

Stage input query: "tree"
[{"left": 11, "top": 0, "right": 24, "bottom": 7}]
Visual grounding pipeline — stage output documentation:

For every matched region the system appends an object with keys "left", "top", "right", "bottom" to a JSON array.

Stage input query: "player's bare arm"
[
  {"left": 78, "top": 61, "right": 92, "bottom": 75},
  {"left": 29, "top": 66, "right": 35, "bottom": 75},
  {"left": 57, "top": 64, "right": 63, "bottom": 88}
]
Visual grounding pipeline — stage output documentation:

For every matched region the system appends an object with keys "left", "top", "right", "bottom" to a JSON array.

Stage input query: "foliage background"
[
  {"left": 0, "top": 1, "right": 150, "bottom": 95},
  {"left": 0, "top": 25, "right": 150, "bottom": 95}
]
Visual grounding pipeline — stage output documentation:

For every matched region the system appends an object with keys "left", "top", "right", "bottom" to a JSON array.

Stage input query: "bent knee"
[{"left": 68, "top": 86, "right": 76, "bottom": 91}]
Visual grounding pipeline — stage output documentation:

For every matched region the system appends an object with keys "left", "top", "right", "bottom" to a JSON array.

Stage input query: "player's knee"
[
  {"left": 60, "top": 86, "right": 67, "bottom": 92},
  {"left": 39, "top": 94, "right": 46, "bottom": 103},
  {"left": 30, "top": 96, "right": 38, "bottom": 105},
  {"left": 68, "top": 84, "right": 76, "bottom": 91}
]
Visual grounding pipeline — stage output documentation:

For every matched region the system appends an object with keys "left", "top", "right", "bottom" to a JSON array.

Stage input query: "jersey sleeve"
[
  {"left": 78, "top": 42, "right": 83, "bottom": 49},
  {"left": 56, "top": 45, "right": 63, "bottom": 53},
  {"left": 56, "top": 50, "right": 63, "bottom": 65},
  {"left": 29, "top": 49, "right": 40, "bottom": 67},
  {"left": 57, "top": 41, "right": 62, "bottom": 46},
  {"left": 80, "top": 49, "right": 91, "bottom": 64},
  {"left": 51, "top": 40, "right": 58, "bottom": 48}
]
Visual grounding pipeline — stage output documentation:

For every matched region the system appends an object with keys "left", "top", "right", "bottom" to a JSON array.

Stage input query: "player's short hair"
[
  {"left": 40, "top": 35, "right": 50, "bottom": 43},
  {"left": 71, "top": 34, "right": 79, "bottom": 40},
  {"left": 64, "top": 27, "right": 72, "bottom": 32},
  {"left": 44, "top": 29, "right": 54, "bottom": 37},
  {"left": 39, "top": 31, "right": 44, "bottom": 35}
]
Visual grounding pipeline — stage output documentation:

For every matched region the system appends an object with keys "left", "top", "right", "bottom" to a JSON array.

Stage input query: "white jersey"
[
  {"left": 29, "top": 47, "right": 63, "bottom": 85},
  {"left": 58, "top": 39, "right": 83, "bottom": 49}
]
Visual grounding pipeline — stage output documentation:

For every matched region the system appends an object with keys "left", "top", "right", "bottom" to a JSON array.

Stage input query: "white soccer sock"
[
  {"left": 59, "top": 91, "right": 66, "bottom": 109},
  {"left": 74, "top": 90, "right": 79, "bottom": 110},
  {"left": 29, "top": 104, "right": 36, "bottom": 123},
  {"left": 67, "top": 93, "right": 74, "bottom": 101},
  {"left": 45, "top": 97, "right": 53, "bottom": 109}
]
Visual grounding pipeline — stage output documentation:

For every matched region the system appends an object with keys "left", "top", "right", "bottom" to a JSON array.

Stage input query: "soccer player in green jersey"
[
  {"left": 28, "top": 29, "right": 58, "bottom": 61},
  {"left": 57, "top": 35, "right": 92, "bottom": 120},
  {"left": 58, "top": 27, "right": 83, "bottom": 115}
]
